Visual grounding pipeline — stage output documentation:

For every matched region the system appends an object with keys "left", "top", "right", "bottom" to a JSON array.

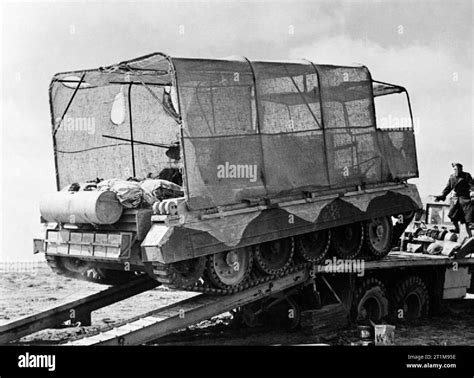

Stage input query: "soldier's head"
[{"left": 452, "top": 162, "right": 463, "bottom": 176}]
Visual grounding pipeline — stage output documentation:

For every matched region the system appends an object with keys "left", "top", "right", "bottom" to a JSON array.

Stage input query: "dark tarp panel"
[
  {"left": 377, "top": 128, "right": 418, "bottom": 179},
  {"left": 315, "top": 65, "right": 383, "bottom": 187},
  {"left": 252, "top": 61, "right": 329, "bottom": 196},
  {"left": 173, "top": 58, "right": 266, "bottom": 209}
]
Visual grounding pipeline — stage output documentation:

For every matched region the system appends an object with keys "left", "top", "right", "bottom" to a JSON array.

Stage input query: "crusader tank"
[{"left": 34, "top": 53, "right": 422, "bottom": 291}]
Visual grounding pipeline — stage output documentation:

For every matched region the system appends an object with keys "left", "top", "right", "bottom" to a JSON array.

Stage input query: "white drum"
[{"left": 40, "top": 190, "right": 123, "bottom": 225}]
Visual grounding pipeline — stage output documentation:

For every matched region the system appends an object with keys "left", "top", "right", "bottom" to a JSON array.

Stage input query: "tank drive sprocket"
[{"left": 151, "top": 256, "right": 207, "bottom": 289}]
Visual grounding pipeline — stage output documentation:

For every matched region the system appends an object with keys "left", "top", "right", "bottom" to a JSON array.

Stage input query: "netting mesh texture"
[
  {"left": 174, "top": 58, "right": 417, "bottom": 209},
  {"left": 52, "top": 80, "right": 180, "bottom": 188},
  {"left": 50, "top": 54, "right": 418, "bottom": 209}
]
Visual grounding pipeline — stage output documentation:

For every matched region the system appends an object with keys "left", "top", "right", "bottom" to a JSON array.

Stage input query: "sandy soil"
[{"left": 1, "top": 262, "right": 473, "bottom": 345}]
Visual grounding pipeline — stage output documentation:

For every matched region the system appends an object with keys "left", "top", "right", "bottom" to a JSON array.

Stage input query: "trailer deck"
[
  {"left": 365, "top": 252, "right": 474, "bottom": 270},
  {"left": 1, "top": 252, "right": 472, "bottom": 346}
]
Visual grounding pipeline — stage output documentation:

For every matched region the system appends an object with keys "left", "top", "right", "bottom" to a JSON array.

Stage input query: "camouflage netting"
[
  {"left": 51, "top": 53, "right": 180, "bottom": 189},
  {"left": 50, "top": 53, "right": 418, "bottom": 209}
]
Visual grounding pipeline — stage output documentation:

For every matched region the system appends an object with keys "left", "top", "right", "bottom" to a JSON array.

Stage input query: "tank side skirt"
[{"left": 154, "top": 191, "right": 420, "bottom": 263}]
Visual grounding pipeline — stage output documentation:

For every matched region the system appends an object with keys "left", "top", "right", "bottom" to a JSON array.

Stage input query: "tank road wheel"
[
  {"left": 391, "top": 276, "right": 429, "bottom": 321},
  {"left": 60, "top": 256, "right": 89, "bottom": 274},
  {"left": 153, "top": 257, "right": 206, "bottom": 289},
  {"left": 45, "top": 255, "right": 81, "bottom": 279},
  {"left": 296, "top": 230, "right": 331, "bottom": 264},
  {"left": 351, "top": 277, "right": 389, "bottom": 324},
  {"left": 254, "top": 237, "right": 294, "bottom": 275},
  {"left": 332, "top": 223, "right": 364, "bottom": 259},
  {"left": 205, "top": 247, "right": 253, "bottom": 290},
  {"left": 365, "top": 216, "right": 393, "bottom": 259}
]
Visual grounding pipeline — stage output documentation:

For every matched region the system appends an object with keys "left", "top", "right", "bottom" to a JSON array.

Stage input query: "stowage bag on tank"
[{"left": 40, "top": 190, "right": 123, "bottom": 225}]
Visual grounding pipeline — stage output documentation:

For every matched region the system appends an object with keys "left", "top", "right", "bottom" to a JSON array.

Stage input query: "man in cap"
[{"left": 435, "top": 163, "right": 473, "bottom": 237}]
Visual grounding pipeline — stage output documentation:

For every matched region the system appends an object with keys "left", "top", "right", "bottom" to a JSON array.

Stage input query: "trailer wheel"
[
  {"left": 365, "top": 216, "right": 393, "bottom": 259},
  {"left": 332, "top": 223, "right": 364, "bottom": 259},
  {"left": 263, "top": 295, "right": 301, "bottom": 331},
  {"left": 391, "top": 276, "right": 429, "bottom": 320},
  {"left": 352, "top": 277, "right": 389, "bottom": 324},
  {"left": 233, "top": 302, "right": 263, "bottom": 328}
]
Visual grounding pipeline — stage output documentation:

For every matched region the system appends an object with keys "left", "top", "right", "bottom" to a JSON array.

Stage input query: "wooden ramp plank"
[
  {"left": 0, "top": 275, "right": 159, "bottom": 344},
  {"left": 65, "top": 269, "right": 309, "bottom": 346}
]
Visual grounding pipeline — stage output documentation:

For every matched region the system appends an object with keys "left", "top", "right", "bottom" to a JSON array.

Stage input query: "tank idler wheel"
[
  {"left": 152, "top": 257, "right": 206, "bottom": 289},
  {"left": 296, "top": 229, "right": 331, "bottom": 264},
  {"left": 205, "top": 247, "right": 253, "bottom": 290},
  {"left": 332, "top": 222, "right": 364, "bottom": 259},
  {"left": 365, "top": 216, "right": 393, "bottom": 259},
  {"left": 254, "top": 237, "right": 294, "bottom": 275}
]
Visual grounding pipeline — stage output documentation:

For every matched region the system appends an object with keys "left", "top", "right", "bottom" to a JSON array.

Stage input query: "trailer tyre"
[
  {"left": 391, "top": 276, "right": 429, "bottom": 320},
  {"left": 262, "top": 295, "right": 302, "bottom": 331},
  {"left": 351, "top": 277, "right": 389, "bottom": 324}
]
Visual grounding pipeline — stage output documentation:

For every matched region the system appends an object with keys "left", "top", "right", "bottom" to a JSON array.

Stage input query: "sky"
[{"left": 0, "top": 0, "right": 472, "bottom": 261}]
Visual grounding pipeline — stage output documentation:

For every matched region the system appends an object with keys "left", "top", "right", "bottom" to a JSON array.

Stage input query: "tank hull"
[{"left": 142, "top": 184, "right": 421, "bottom": 264}]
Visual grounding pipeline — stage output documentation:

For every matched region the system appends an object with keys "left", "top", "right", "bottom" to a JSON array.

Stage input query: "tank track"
[
  {"left": 45, "top": 255, "right": 138, "bottom": 285},
  {"left": 151, "top": 214, "right": 416, "bottom": 294},
  {"left": 151, "top": 259, "right": 312, "bottom": 296}
]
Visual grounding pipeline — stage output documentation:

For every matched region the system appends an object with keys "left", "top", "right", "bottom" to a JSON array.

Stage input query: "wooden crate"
[{"left": 301, "top": 303, "right": 349, "bottom": 336}]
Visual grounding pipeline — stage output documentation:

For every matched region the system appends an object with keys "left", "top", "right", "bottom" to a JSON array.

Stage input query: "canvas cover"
[{"left": 50, "top": 53, "right": 418, "bottom": 209}]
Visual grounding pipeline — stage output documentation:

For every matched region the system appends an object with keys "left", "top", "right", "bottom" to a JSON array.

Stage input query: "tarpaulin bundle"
[
  {"left": 141, "top": 179, "right": 184, "bottom": 204},
  {"left": 98, "top": 179, "right": 144, "bottom": 208}
]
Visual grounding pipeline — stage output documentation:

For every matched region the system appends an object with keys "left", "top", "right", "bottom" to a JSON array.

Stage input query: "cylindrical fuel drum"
[{"left": 40, "top": 190, "right": 123, "bottom": 225}]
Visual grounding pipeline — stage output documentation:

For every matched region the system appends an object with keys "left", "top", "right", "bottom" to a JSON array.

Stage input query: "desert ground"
[{"left": 1, "top": 261, "right": 473, "bottom": 346}]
